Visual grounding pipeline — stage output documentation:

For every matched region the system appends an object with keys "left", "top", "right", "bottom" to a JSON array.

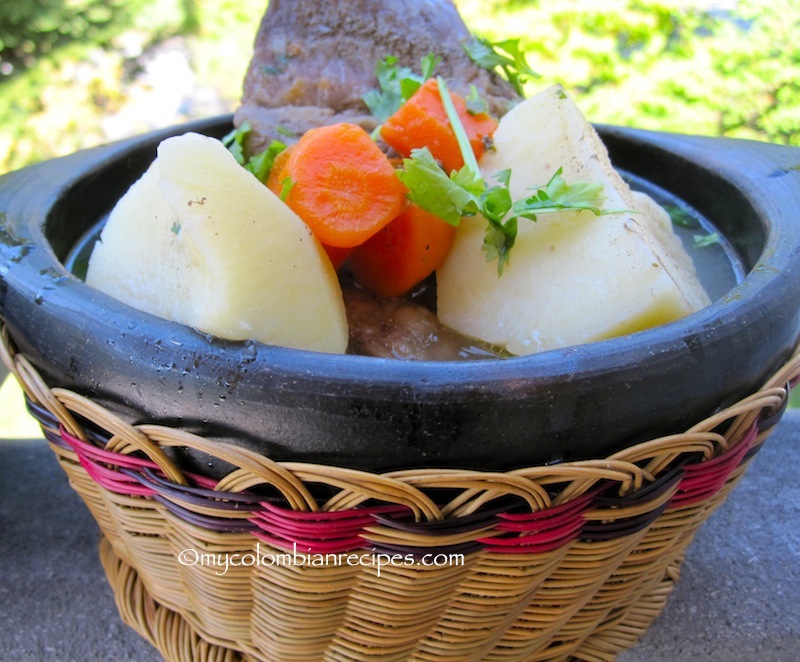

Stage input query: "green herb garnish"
[
  {"left": 275, "top": 125, "right": 295, "bottom": 138},
  {"left": 465, "top": 84, "right": 489, "bottom": 115},
  {"left": 663, "top": 203, "right": 697, "bottom": 229},
  {"left": 278, "top": 177, "right": 294, "bottom": 202},
  {"left": 362, "top": 53, "right": 441, "bottom": 123},
  {"left": 463, "top": 37, "right": 539, "bottom": 97},
  {"left": 222, "top": 120, "right": 287, "bottom": 182},
  {"left": 398, "top": 77, "right": 609, "bottom": 275},
  {"left": 693, "top": 232, "right": 721, "bottom": 248},
  {"left": 399, "top": 147, "right": 480, "bottom": 226}
]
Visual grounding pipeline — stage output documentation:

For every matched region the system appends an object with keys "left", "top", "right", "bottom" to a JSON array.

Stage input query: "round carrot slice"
[{"left": 278, "top": 123, "right": 408, "bottom": 248}]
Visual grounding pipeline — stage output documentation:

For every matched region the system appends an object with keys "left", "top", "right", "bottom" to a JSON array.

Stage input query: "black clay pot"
[{"left": 1, "top": 117, "right": 799, "bottom": 474}]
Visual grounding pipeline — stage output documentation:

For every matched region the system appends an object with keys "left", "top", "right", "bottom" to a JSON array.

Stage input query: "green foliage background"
[
  {"left": 1, "top": 0, "right": 798, "bottom": 174},
  {"left": 459, "top": 0, "right": 800, "bottom": 145},
  {"left": 0, "top": 0, "right": 265, "bottom": 171}
]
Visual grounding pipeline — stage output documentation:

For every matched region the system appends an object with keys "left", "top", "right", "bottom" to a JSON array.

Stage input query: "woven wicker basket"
[{"left": 3, "top": 322, "right": 799, "bottom": 661}]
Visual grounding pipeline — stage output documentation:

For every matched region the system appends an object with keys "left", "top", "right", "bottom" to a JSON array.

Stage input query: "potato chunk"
[
  {"left": 436, "top": 85, "right": 710, "bottom": 356},
  {"left": 86, "top": 132, "right": 348, "bottom": 353}
]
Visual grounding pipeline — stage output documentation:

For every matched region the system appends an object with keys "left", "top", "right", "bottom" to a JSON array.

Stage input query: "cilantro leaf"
[
  {"left": 278, "top": 177, "right": 294, "bottom": 202},
  {"left": 513, "top": 168, "right": 605, "bottom": 219},
  {"left": 397, "top": 78, "right": 610, "bottom": 276},
  {"left": 693, "top": 231, "right": 721, "bottom": 248},
  {"left": 222, "top": 120, "right": 287, "bottom": 182},
  {"left": 222, "top": 120, "right": 251, "bottom": 164},
  {"left": 362, "top": 54, "right": 441, "bottom": 123},
  {"left": 450, "top": 163, "right": 487, "bottom": 199},
  {"left": 398, "top": 148, "right": 478, "bottom": 226},
  {"left": 419, "top": 52, "right": 439, "bottom": 81},
  {"left": 463, "top": 36, "right": 539, "bottom": 96},
  {"left": 465, "top": 84, "right": 489, "bottom": 115},
  {"left": 483, "top": 215, "right": 518, "bottom": 274},
  {"left": 244, "top": 139, "right": 287, "bottom": 182}
]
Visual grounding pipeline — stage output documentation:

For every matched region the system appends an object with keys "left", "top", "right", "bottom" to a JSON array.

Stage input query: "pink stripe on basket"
[
  {"left": 496, "top": 490, "right": 596, "bottom": 528},
  {"left": 477, "top": 491, "right": 598, "bottom": 553},
  {"left": 60, "top": 427, "right": 159, "bottom": 470},
  {"left": 59, "top": 426, "right": 218, "bottom": 494},
  {"left": 250, "top": 503, "right": 410, "bottom": 554},
  {"left": 479, "top": 517, "right": 585, "bottom": 553},
  {"left": 54, "top": 416, "right": 762, "bottom": 556},
  {"left": 250, "top": 529, "right": 368, "bottom": 555},
  {"left": 670, "top": 422, "right": 757, "bottom": 507},
  {"left": 78, "top": 457, "right": 156, "bottom": 497},
  {"left": 58, "top": 429, "right": 159, "bottom": 497}
]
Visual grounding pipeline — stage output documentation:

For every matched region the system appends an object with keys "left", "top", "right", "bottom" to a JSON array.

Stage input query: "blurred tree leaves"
[
  {"left": 1, "top": 0, "right": 798, "bottom": 174},
  {"left": 0, "top": 0, "right": 264, "bottom": 172},
  {"left": 458, "top": 0, "right": 800, "bottom": 146},
  {"left": 0, "top": 0, "right": 148, "bottom": 77}
]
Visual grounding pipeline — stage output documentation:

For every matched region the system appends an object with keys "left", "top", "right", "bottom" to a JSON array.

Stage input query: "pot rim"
[{"left": 2, "top": 117, "right": 800, "bottom": 394}]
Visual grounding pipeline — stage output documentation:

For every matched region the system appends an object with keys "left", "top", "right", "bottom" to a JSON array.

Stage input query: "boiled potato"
[
  {"left": 436, "top": 84, "right": 710, "bottom": 356},
  {"left": 86, "top": 132, "right": 348, "bottom": 353}
]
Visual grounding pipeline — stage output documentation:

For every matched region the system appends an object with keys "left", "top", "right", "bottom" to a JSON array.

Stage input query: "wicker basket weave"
[{"left": 3, "top": 322, "right": 799, "bottom": 662}]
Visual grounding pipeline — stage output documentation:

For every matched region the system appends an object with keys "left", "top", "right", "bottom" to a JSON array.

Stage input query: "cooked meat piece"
[
  {"left": 235, "top": 0, "right": 518, "bottom": 153},
  {"left": 344, "top": 286, "right": 504, "bottom": 361}
]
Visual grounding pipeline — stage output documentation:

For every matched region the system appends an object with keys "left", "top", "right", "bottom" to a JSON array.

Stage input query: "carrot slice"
[
  {"left": 380, "top": 78, "right": 497, "bottom": 175},
  {"left": 322, "top": 244, "right": 352, "bottom": 271},
  {"left": 350, "top": 203, "right": 456, "bottom": 298},
  {"left": 269, "top": 145, "right": 347, "bottom": 274},
  {"left": 274, "top": 123, "right": 407, "bottom": 248}
]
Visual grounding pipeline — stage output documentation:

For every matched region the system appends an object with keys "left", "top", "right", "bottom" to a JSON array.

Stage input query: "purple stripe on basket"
[
  {"left": 741, "top": 442, "right": 765, "bottom": 463},
  {"left": 592, "top": 465, "right": 684, "bottom": 509},
  {"left": 372, "top": 502, "right": 510, "bottom": 536},
  {"left": 575, "top": 465, "right": 684, "bottom": 542},
  {"left": 31, "top": 383, "right": 773, "bottom": 557},
  {"left": 24, "top": 397, "right": 58, "bottom": 428},
  {"left": 42, "top": 427, "right": 68, "bottom": 448},
  {"left": 153, "top": 495, "right": 258, "bottom": 533},
  {"left": 580, "top": 500, "right": 670, "bottom": 542},
  {"left": 140, "top": 468, "right": 263, "bottom": 511}
]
